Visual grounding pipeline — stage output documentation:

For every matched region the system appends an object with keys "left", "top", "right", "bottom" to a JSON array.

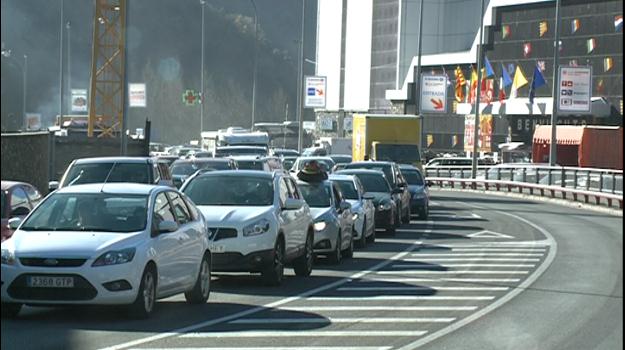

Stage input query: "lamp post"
[
  {"left": 200, "top": 0, "right": 206, "bottom": 135},
  {"left": 66, "top": 20, "right": 71, "bottom": 114},
  {"left": 296, "top": 0, "right": 305, "bottom": 153},
  {"left": 250, "top": 0, "right": 258, "bottom": 130},
  {"left": 59, "top": 0, "right": 65, "bottom": 125}
]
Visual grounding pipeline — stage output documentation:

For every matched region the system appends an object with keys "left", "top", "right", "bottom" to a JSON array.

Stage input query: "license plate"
[
  {"left": 27, "top": 276, "right": 74, "bottom": 288},
  {"left": 209, "top": 244, "right": 226, "bottom": 253}
]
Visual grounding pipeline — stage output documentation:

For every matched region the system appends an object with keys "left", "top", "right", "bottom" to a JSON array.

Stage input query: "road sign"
[
  {"left": 420, "top": 74, "right": 448, "bottom": 114},
  {"left": 182, "top": 89, "right": 199, "bottom": 106},
  {"left": 71, "top": 89, "right": 88, "bottom": 112},
  {"left": 304, "top": 76, "right": 326, "bottom": 108},
  {"left": 128, "top": 83, "right": 147, "bottom": 107},
  {"left": 557, "top": 66, "right": 592, "bottom": 114}
]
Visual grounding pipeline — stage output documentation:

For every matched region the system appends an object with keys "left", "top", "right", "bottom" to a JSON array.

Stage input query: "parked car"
[
  {"left": 399, "top": 164, "right": 429, "bottom": 219},
  {"left": 230, "top": 156, "right": 282, "bottom": 172},
  {"left": 290, "top": 157, "right": 336, "bottom": 174},
  {"left": 335, "top": 169, "right": 399, "bottom": 235},
  {"left": 329, "top": 174, "right": 376, "bottom": 247},
  {"left": 51, "top": 157, "right": 174, "bottom": 192},
  {"left": 214, "top": 146, "right": 268, "bottom": 158},
  {"left": 271, "top": 148, "right": 300, "bottom": 157},
  {"left": 170, "top": 158, "right": 238, "bottom": 188},
  {"left": 297, "top": 178, "right": 354, "bottom": 263},
  {"left": 328, "top": 154, "right": 352, "bottom": 165},
  {"left": 1, "top": 183, "right": 211, "bottom": 318},
  {"left": 181, "top": 170, "right": 314, "bottom": 285},
  {"left": 341, "top": 161, "right": 411, "bottom": 224},
  {"left": 1, "top": 181, "right": 43, "bottom": 242}
]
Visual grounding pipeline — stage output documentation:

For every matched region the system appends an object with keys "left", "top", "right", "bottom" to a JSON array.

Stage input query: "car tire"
[
  {"left": 185, "top": 253, "right": 211, "bottom": 304},
  {"left": 419, "top": 206, "right": 429, "bottom": 220},
  {"left": 343, "top": 231, "right": 354, "bottom": 258},
  {"left": 294, "top": 232, "right": 314, "bottom": 277},
  {"left": 328, "top": 232, "right": 342, "bottom": 264},
  {"left": 262, "top": 238, "right": 285, "bottom": 286},
  {"left": 386, "top": 211, "right": 396, "bottom": 235},
  {"left": 1, "top": 303, "right": 22, "bottom": 318},
  {"left": 367, "top": 225, "right": 376, "bottom": 243},
  {"left": 356, "top": 219, "right": 367, "bottom": 248},
  {"left": 403, "top": 205, "right": 411, "bottom": 224},
  {"left": 128, "top": 265, "right": 157, "bottom": 319}
]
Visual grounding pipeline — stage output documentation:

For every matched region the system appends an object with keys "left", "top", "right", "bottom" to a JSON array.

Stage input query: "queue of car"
[{"left": 1, "top": 146, "right": 429, "bottom": 320}]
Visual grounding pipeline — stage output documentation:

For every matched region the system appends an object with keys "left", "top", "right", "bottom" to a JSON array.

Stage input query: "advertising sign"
[
  {"left": 128, "top": 83, "right": 147, "bottom": 107},
  {"left": 304, "top": 76, "right": 326, "bottom": 108},
  {"left": 557, "top": 66, "right": 591, "bottom": 114},
  {"left": 464, "top": 114, "right": 493, "bottom": 152},
  {"left": 343, "top": 116, "right": 353, "bottom": 132},
  {"left": 25, "top": 113, "right": 42, "bottom": 130},
  {"left": 420, "top": 74, "right": 448, "bottom": 114},
  {"left": 71, "top": 89, "right": 88, "bottom": 112}
]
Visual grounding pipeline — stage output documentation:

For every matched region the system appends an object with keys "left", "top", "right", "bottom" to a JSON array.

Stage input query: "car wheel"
[
  {"left": 328, "top": 232, "right": 342, "bottom": 264},
  {"left": 403, "top": 205, "right": 411, "bottom": 224},
  {"left": 262, "top": 238, "right": 285, "bottom": 286},
  {"left": 1, "top": 303, "right": 22, "bottom": 318},
  {"left": 395, "top": 208, "right": 402, "bottom": 228},
  {"left": 386, "top": 211, "right": 396, "bottom": 235},
  {"left": 367, "top": 224, "right": 376, "bottom": 243},
  {"left": 294, "top": 232, "right": 314, "bottom": 277},
  {"left": 128, "top": 265, "right": 157, "bottom": 319},
  {"left": 419, "top": 206, "right": 429, "bottom": 220},
  {"left": 185, "top": 253, "right": 211, "bottom": 304},
  {"left": 343, "top": 230, "right": 354, "bottom": 258},
  {"left": 356, "top": 219, "right": 367, "bottom": 248}
]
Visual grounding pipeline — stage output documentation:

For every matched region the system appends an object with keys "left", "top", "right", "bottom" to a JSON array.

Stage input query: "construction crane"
[{"left": 87, "top": 0, "right": 126, "bottom": 138}]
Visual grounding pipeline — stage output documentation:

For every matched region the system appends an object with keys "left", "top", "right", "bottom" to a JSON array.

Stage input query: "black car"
[
  {"left": 399, "top": 164, "right": 429, "bottom": 219},
  {"left": 170, "top": 158, "right": 238, "bottom": 188},
  {"left": 335, "top": 169, "right": 400, "bottom": 235},
  {"left": 341, "top": 161, "right": 411, "bottom": 225}
]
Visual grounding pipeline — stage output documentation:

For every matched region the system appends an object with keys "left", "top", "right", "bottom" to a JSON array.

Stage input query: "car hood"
[
  {"left": 365, "top": 192, "right": 393, "bottom": 205},
  {"left": 198, "top": 205, "right": 273, "bottom": 225},
  {"left": 7, "top": 230, "right": 144, "bottom": 258},
  {"left": 309, "top": 207, "right": 333, "bottom": 221},
  {"left": 407, "top": 185, "right": 426, "bottom": 195}
]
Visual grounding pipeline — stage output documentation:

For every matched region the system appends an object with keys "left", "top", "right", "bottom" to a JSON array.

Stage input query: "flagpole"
[
  {"left": 415, "top": 0, "right": 425, "bottom": 155},
  {"left": 471, "top": 0, "right": 486, "bottom": 179},
  {"left": 549, "top": 0, "right": 562, "bottom": 166}
]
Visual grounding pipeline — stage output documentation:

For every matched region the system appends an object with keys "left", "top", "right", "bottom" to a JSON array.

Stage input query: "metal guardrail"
[
  {"left": 424, "top": 165, "right": 623, "bottom": 195},
  {"left": 426, "top": 177, "right": 624, "bottom": 210}
]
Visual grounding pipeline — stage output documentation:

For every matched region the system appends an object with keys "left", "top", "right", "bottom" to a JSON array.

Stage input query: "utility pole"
[
  {"left": 471, "top": 0, "right": 486, "bottom": 179},
  {"left": 549, "top": 0, "right": 562, "bottom": 166},
  {"left": 23, "top": 54, "right": 27, "bottom": 130},
  {"left": 121, "top": 0, "right": 129, "bottom": 155},
  {"left": 200, "top": 0, "right": 206, "bottom": 135},
  {"left": 296, "top": 0, "right": 305, "bottom": 153},
  {"left": 66, "top": 21, "right": 71, "bottom": 114},
  {"left": 415, "top": 0, "right": 425, "bottom": 153},
  {"left": 58, "top": 0, "right": 64, "bottom": 126},
  {"left": 250, "top": 0, "right": 258, "bottom": 129}
]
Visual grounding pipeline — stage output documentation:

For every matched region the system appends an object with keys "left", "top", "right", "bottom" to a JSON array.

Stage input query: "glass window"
[
  {"left": 23, "top": 185, "right": 42, "bottom": 203},
  {"left": 335, "top": 180, "right": 359, "bottom": 200},
  {"left": 299, "top": 182, "right": 331, "bottom": 208},
  {"left": 62, "top": 162, "right": 151, "bottom": 186},
  {"left": 279, "top": 178, "right": 289, "bottom": 206},
  {"left": 158, "top": 163, "right": 171, "bottom": 180},
  {"left": 181, "top": 194, "right": 200, "bottom": 221},
  {"left": 352, "top": 174, "right": 391, "bottom": 193},
  {"left": 344, "top": 163, "right": 396, "bottom": 187},
  {"left": 153, "top": 193, "right": 176, "bottom": 232},
  {"left": 171, "top": 163, "right": 199, "bottom": 176},
  {"left": 332, "top": 184, "right": 343, "bottom": 209},
  {"left": 183, "top": 175, "right": 274, "bottom": 206},
  {"left": 1, "top": 191, "right": 7, "bottom": 219},
  {"left": 375, "top": 144, "right": 420, "bottom": 164},
  {"left": 286, "top": 178, "right": 301, "bottom": 199},
  {"left": 153, "top": 163, "right": 161, "bottom": 183},
  {"left": 402, "top": 170, "right": 424, "bottom": 185},
  {"left": 167, "top": 192, "right": 191, "bottom": 225},
  {"left": 10, "top": 188, "right": 29, "bottom": 211}
]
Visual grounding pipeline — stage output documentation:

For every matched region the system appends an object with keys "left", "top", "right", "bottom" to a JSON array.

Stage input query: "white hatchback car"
[
  {"left": 1, "top": 184, "right": 211, "bottom": 319},
  {"left": 329, "top": 174, "right": 376, "bottom": 247},
  {"left": 181, "top": 170, "right": 315, "bottom": 285}
]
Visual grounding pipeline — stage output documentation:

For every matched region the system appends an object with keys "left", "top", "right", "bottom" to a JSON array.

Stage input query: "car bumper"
[
  {"left": 211, "top": 249, "right": 275, "bottom": 272},
  {"left": 313, "top": 227, "right": 339, "bottom": 254},
  {"left": 374, "top": 209, "right": 393, "bottom": 228},
  {"left": 410, "top": 197, "right": 428, "bottom": 212}
]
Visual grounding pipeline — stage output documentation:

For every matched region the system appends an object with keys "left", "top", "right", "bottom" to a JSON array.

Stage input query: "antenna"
[{"left": 100, "top": 162, "right": 118, "bottom": 192}]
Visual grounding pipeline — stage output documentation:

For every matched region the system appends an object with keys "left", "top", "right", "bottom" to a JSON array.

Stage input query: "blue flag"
[
  {"left": 501, "top": 63, "right": 513, "bottom": 87},
  {"left": 529, "top": 64, "right": 547, "bottom": 104},
  {"left": 484, "top": 56, "right": 495, "bottom": 77}
]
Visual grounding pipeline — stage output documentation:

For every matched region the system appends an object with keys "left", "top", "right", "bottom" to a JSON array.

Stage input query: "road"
[{"left": 2, "top": 190, "right": 622, "bottom": 350}]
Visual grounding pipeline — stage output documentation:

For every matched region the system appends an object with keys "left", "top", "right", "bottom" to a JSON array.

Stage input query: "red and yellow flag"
[{"left": 454, "top": 66, "right": 466, "bottom": 102}]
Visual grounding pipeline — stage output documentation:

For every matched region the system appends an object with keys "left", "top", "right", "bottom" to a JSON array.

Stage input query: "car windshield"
[
  {"left": 62, "top": 162, "right": 150, "bottom": 186},
  {"left": 183, "top": 176, "right": 273, "bottom": 206},
  {"left": 299, "top": 182, "right": 332, "bottom": 207},
  {"left": 237, "top": 160, "right": 264, "bottom": 170},
  {"left": 20, "top": 193, "right": 148, "bottom": 233},
  {"left": 215, "top": 148, "right": 267, "bottom": 157},
  {"left": 344, "top": 164, "right": 395, "bottom": 186},
  {"left": 296, "top": 159, "right": 335, "bottom": 172},
  {"left": 402, "top": 170, "right": 424, "bottom": 185},
  {"left": 171, "top": 163, "right": 197, "bottom": 176},
  {"left": 335, "top": 180, "right": 359, "bottom": 200},
  {"left": 330, "top": 155, "right": 352, "bottom": 164},
  {"left": 375, "top": 144, "right": 421, "bottom": 163},
  {"left": 1, "top": 191, "right": 6, "bottom": 219},
  {"left": 282, "top": 159, "right": 296, "bottom": 170},
  {"left": 352, "top": 174, "right": 391, "bottom": 193}
]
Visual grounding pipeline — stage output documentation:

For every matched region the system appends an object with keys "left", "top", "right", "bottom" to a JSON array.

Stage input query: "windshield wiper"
[{"left": 68, "top": 170, "right": 85, "bottom": 186}]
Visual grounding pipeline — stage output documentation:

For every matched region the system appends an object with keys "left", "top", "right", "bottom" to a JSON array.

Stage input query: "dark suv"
[
  {"left": 50, "top": 157, "right": 174, "bottom": 191},
  {"left": 341, "top": 161, "right": 411, "bottom": 224}
]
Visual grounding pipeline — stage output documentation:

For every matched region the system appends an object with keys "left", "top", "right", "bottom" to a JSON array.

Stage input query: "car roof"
[
  {"left": 55, "top": 183, "right": 162, "bottom": 195},
  {"left": 329, "top": 154, "right": 352, "bottom": 158},
  {"left": 73, "top": 156, "right": 151, "bottom": 164},
  {"left": 1, "top": 181, "right": 31, "bottom": 190},
  {"left": 347, "top": 161, "right": 393, "bottom": 166},
  {"left": 336, "top": 169, "right": 386, "bottom": 176},
  {"left": 398, "top": 164, "right": 420, "bottom": 171},
  {"left": 172, "top": 158, "right": 230, "bottom": 164},
  {"left": 328, "top": 174, "right": 357, "bottom": 182},
  {"left": 194, "top": 170, "right": 273, "bottom": 179},
  {"left": 229, "top": 155, "right": 264, "bottom": 161},
  {"left": 296, "top": 179, "right": 331, "bottom": 186},
  {"left": 217, "top": 145, "right": 267, "bottom": 149},
  {"left": 296, "top": 156, "right": 334, "bottom": 161}
]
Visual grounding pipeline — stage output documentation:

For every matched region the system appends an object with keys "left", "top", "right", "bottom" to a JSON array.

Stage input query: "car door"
[
  {"left": 395, "top": 165, "right": 411, "bottom": 215},
  {"left": 277, "top": 177, "right": 297, "bottom": 257},
  {"left": 166, "top": 191, "right": 201, "bottom": 289},
  {"left": 150, "top": 191, "right": 186, "bottom": 296},
  {"left": 332, "top": 183, "right": 352, "bottom": 250},
  {"left": 286, "top": 177, "right": 308, "bottom": 256},
  {"left": 356, "top": 178, "right": 375, "bottom": 234}
]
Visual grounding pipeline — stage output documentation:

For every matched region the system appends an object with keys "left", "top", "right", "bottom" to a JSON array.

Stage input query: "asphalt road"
[{"left": 2, "top": 190, "right": 622, "bottom": 350}]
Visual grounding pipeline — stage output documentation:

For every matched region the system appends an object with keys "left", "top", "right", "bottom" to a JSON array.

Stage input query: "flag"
[
  {"left": 502, "top": 25, "right": 511, "bottom": 39},
  {"left": 616, "top": 15, "right": 623, "bottom": 32},
  {"left": 454, "top": 66, "right": 466, "bottom": 102},
  {"left": 469, "top": 66, "right": 478, "bottom": 104},
  {"left": 427, "top": 134, "right": 434, "bottom": 147},
  {"left": 507, "top": 63, "right": 515, "bottom": 76},
  {"left": 604, "top": 57, "right": 613, "bottom": 72},
  {"left": 537, "top": 60, "right": 546, "bottom": 72},
  {"left": 571, "top": 19, "right": 581, "bottom": 33},
  {"left": 501, "top": 63, "right": 513, "bottom": 87},
  {"left": 597, "top": 79, "right": 605, "bottom": 94},
  {"left": 510, "top": 66, "right": 528, "bottom": 99},
  {"left": 587, "top": 38, "right": 596, "bottom": 53},
  {"left": 499, "top": 76, "right": 507, "bottom": 103},
  {"left": 529, "top": 64, "right": 547, "bottom": 104},
  {"left": 539, "top": 21, "right": 548, "bottom": 37},
  {"left": 523, "top": 42, "right": 532, "bottom": 58},
  {"left": 452, "top": 135, "right": 458, "bottom": 147},
  {"left": 484, "top": 56, "right": 495, "bottom": 77}
]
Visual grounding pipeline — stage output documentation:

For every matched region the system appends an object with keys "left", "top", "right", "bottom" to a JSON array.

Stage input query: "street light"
[
  {"left": 66, "top": 20, "right": 71, "bottom": 114},
  {"left": 250, "top": 0, "right": 258, "bottom": 130},
  {"left": 1, "top": 50, "right": 27, "bottom": 130},
  {"left": 58, "top": 0, "right": 65, "bottom": 125},
  {"left": 200, "top": 0, "right": 206, "bottom": 136}
]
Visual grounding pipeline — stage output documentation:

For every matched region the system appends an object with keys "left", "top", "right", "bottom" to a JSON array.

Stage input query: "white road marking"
[
  {"left": 467, "top": 230, "right": 514, "bottom": 239},
  {"left": 276, "top": 306, "right": 478, "bottom": 311},
  {"left": 130, "top": 348, "right": 392, "bottom": 350},
  {"left": 391, "top": 264, "right": 535, "bottom": 268},
  {"left": 180, "top": 331, "right": 428, "bottom": 338},
  {"left": 376, "top": 270, "right": 529, "bottom": 275},
  {"left": 337, "top": 286, "right": 509, "bottom": 292},
  {"left": 403, "top": 258, "right": 540, "bottom": 262},
  {"left": 230, "top": 317, "right": 455, "bottom": 324},
  {"left": 448, "top": 248, "right": 546, "bottom": 252},
  {"left": 410, "top": 253, "right": 544, "bottom": 257},
  {"left": 306, "top": 296, "right": 495, "bottom": 301},
  {"left": 356, "top": 277, "right": 521, "bottom": 283}
]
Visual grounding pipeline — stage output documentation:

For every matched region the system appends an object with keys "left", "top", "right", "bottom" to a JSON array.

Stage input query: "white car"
[
  {"left": 1, "top": 184, "right": 211, "bottom": 319},
  {"left": 329, "top": 174, "right": 376, "bottom": 247},
  {"left": 181, "top": 170, "right": 314, "bottom": 285}
]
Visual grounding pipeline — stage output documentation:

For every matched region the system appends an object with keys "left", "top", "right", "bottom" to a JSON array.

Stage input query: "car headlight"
[
  {"left": 352, "top": 213, "right": 359, "bottom": 221},
  {"left": 313, "top": 221, "right": 327, "bottom": 231},
  {"left": 1, "top": 249, "right": 16, "bottom": 265},
  {"left": 92, "top": 248, "right": 136, "bottom": 267},
  {"left": 378, "top": 202, "right": 392, "bottom": 211},
  {"left": 243, "top": 218, "right": 271, "bottom": 237}
]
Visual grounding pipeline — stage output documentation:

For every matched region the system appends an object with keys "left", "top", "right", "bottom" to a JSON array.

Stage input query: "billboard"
[
  {"left": 71, "top": 89, "right": 88, "bottom": 112},
  {"left": 420, "top": 74, "right": 448, "bottom": 114},
  {"left": 464, "top": 114, "right": 493, "bottom": 152},
  {"left": 128, "top": 83, "right": 147, "bottom": 107},
  {"left": 557, "top": 66, "right": 592, "bottom": 114},
  {"left": 304, "top": 76, "right": 327, "bottom": 108}
]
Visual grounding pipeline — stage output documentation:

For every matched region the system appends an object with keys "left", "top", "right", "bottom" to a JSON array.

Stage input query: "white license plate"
[
  {"left": 27, "top": 276, "right": 74, "bottom": 288},
  {"left": 209, "top": 244, "right": 226, "bottom": 253}
]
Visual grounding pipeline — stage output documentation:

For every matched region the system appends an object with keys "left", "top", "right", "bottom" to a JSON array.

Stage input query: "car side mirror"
[
  {"left": 398, "top": 183, "right": 408, "bottom": 188},
  {"left": 362, "top": 193, "right": 375, "bottom": 200},
  {"left": 283, "top": 198, "right": 304, "bottom": 210},
  {"left": 49, "top": 181, "right": 59, "bottom": 192},
  {"left": 10, "top": 207, "right": 30, "bottom": 217},
  {"left": 8, "top": 217, "right": 22, "bottom": 230},
  {"left": 392, "top": 188, "right": 404, "bottom": 194},
  {"left": 339, "top": 201, "right": 351, "bottom": 211},
  {"left": 158, "top": 220, "right": 178, "bottom": 233}
]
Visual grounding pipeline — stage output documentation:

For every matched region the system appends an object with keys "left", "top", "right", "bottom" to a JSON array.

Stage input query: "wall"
[{"left": 1, "top": 131, "right": 51, "bottom": 194}]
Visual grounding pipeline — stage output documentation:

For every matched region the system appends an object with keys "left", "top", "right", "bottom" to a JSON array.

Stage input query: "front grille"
[
  {"left": 20, "top": 258, "right": 87, "bottom": 267},
  {"left": 210, "top": 228, "right": 238, "bottom": 241},
  {"left": 8, "top": 274, "right": 98, "bottom": 301}
]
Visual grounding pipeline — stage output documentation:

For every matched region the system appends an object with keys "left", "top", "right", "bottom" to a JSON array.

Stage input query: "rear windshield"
[
  {"left": 62, "top": 162, "right": 150, "bottom": 187},
  {"left": 237, "top": 160, "right": 265, "bottom": 170},
  {"left": 344, "top": 163, "right": 394, "bottom": 186},
  {"left": 335, "top": 180, "right": 359, "bottom": 200},
  {"left": 351, "top": 173, "right": 391, "bottom": 193},
  {"left": 299, "top": 182, "right": 332, "bottom": 207},
  {"left": 402, "top": 170, "right": 424, "bottom": 185}
]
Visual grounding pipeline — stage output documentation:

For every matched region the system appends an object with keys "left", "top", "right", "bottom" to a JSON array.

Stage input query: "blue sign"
[{"left": 307, "top": 87, "right": 316, "bottom": 96}]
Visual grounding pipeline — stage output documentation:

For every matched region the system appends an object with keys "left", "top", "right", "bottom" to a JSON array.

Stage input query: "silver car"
[{"left": 329, "top": 174, "right": 376, "bottom": 247}]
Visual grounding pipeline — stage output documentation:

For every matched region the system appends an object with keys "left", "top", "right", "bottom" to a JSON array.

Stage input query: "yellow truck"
[{"left": 352, "top": 114, "right": 423, "bottom": 171}]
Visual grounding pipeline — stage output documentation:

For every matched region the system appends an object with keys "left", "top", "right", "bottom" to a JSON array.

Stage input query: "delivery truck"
[{"left": 352, "top": 114, "right": 423, "bottom": 170}]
